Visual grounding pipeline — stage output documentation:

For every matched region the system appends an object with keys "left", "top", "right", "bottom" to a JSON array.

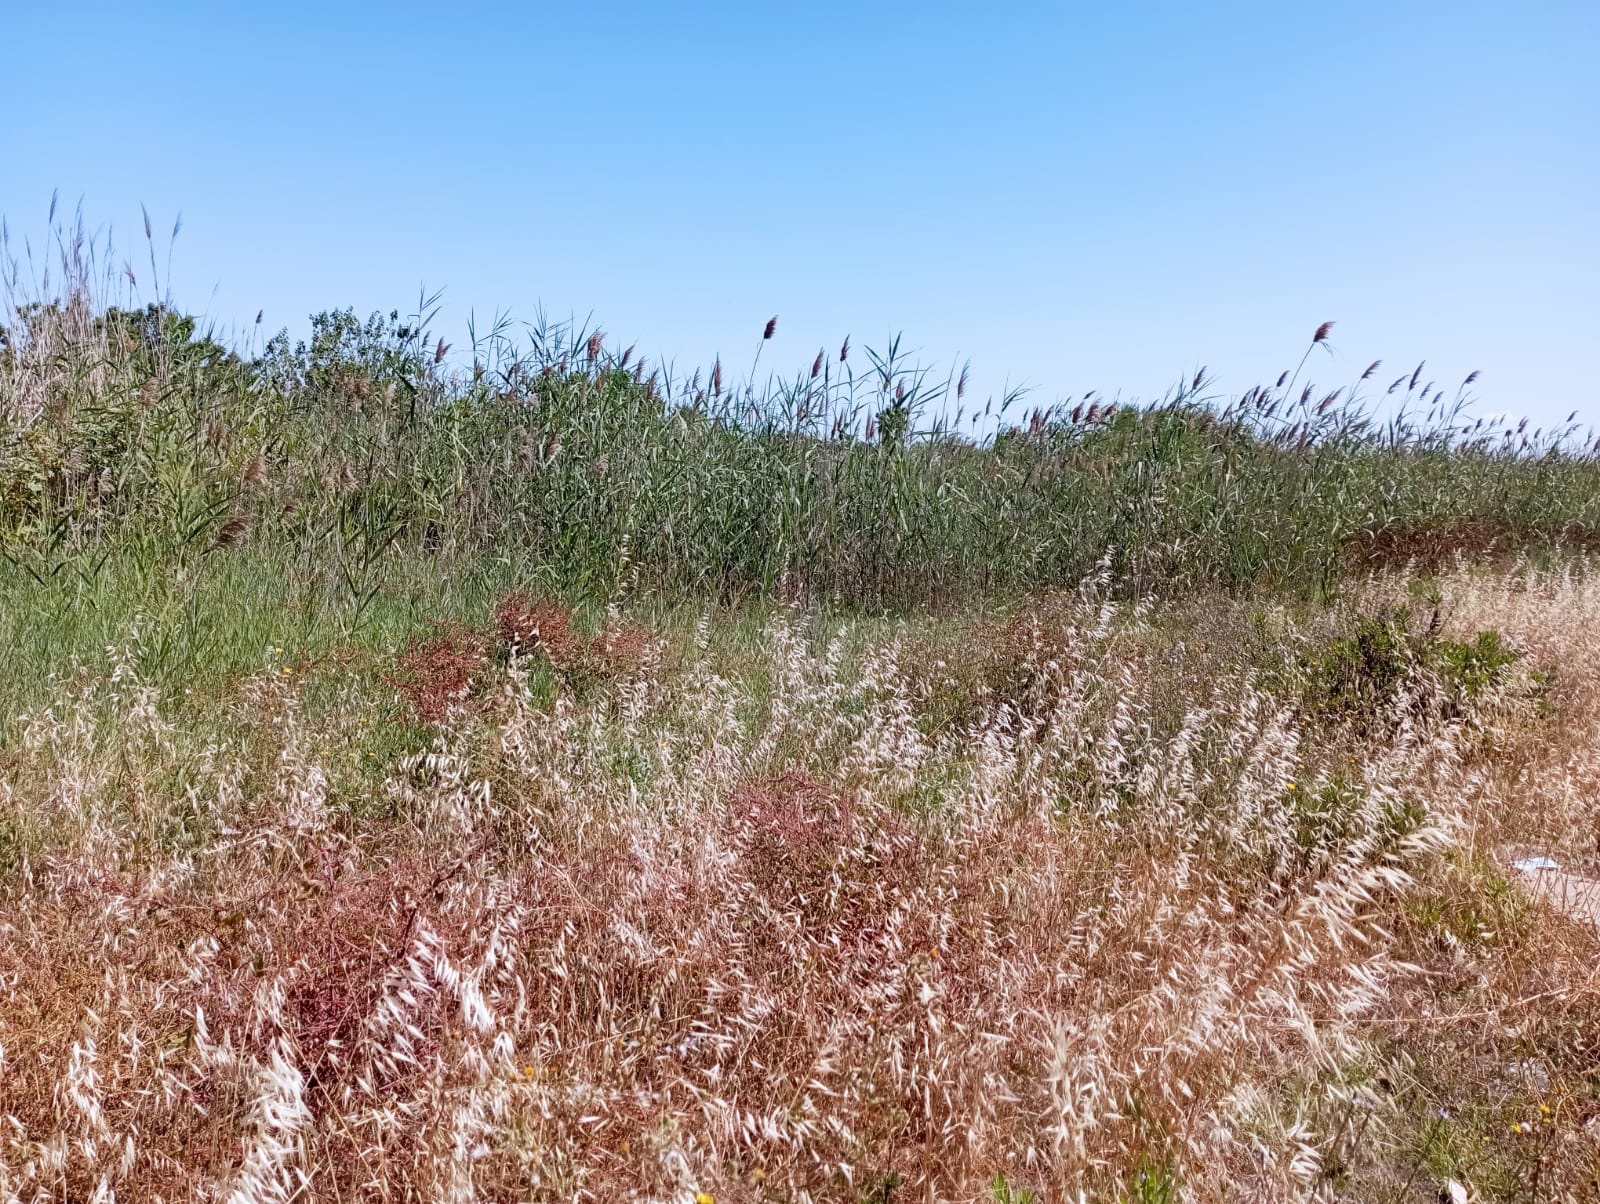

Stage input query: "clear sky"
[{"left": 6, "top": 1, "right": 1598, "bottom": 427}]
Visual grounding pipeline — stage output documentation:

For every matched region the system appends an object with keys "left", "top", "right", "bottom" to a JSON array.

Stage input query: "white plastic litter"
[{"left": 1512, "top": 856, "right": 1560, "bottom": 872}]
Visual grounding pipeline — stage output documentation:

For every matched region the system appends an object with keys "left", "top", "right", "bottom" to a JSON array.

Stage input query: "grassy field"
[{"left": 3, "top": 244, "right": 1599, "bottom": 1200}]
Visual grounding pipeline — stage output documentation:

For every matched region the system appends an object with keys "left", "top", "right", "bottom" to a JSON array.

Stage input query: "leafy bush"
[
  {"left": 1303, "top": 605, "right": 1522, "bottom": 729},
  {"left": 1435, "top": 628, "right": 1520, "bottom": 700},
  {"left": 1311, "top": 608, "right": 1420, "bottom": 720}
]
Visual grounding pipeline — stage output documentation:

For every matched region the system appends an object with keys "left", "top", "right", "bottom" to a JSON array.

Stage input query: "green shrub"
[
  {"left": 1310, "top": 608, "right": 1419, "bottom": 721},
  {"left": 990, "top": 1171, "right": 1038, "bottom": 1203},
  {"left": 1302, "top": 605, "right": 1522, "bottom": 730},
  {"left": 1119, "top": 1157, "right": 1178, "bottom": 1204},
  {"left": 1434, "top": 629, "right": 1519, "bottom": 700}
]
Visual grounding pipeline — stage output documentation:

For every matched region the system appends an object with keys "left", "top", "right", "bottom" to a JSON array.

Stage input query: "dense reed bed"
[{"left": 5, "top": 221, "right": 1600, "bottom": 640}]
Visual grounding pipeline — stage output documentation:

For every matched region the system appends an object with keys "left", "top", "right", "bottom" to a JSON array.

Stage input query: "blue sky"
[{"left": 6, "top": 1, "right": 1597, "bottom": 427}]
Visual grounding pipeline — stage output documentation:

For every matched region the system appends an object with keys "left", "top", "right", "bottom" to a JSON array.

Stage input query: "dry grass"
[{"left": 1, "top": 568, "right": 1598, "bottom": 1202}]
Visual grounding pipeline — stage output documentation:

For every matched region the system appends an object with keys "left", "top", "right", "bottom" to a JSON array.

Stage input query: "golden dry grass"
[{"left": 1, "top": 568, "right": 1597, "bottom": 1202}]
